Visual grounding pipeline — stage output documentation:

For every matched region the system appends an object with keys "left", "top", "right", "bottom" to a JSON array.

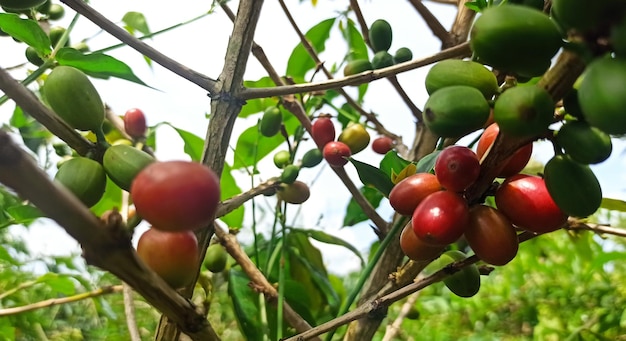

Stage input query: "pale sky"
[{"left": 1, "top": 0, "right": 624, "bottom": 275}]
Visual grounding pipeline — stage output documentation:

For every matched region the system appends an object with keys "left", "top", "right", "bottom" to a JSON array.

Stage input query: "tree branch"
[
  {"left": 59, "top": 0, "right": 217, "bottom": 94},
  {"left": 0, "top": 285, "right": 123, "bottom": 317},
  {"left": 0, "top": 132, "right": 219, "bottom": 340},
  {"left": 408, "top": 0, "right": 450, "bottom": 44},
  {"left": 239, "top": 42, "right": 471, "bottom": 100}
]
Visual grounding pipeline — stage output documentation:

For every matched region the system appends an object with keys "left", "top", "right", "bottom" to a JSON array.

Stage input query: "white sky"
[{"left": 1, "top": 0, "right": 625, "bottom": 275}]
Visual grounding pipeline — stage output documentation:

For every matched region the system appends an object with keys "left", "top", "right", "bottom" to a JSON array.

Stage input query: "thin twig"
[
  {"left": 408, "top": 0, "right": 450, "bottom": 44},
  {"left": 59, "top": 0, "right": 217, "bottom": 94},
  {"left": 123, "top": 283, "right": 142, "bottom": 341},
  {"left": 566, "top": 218, "right": 626, "bottom": 238},
  {"left": 239, "top": 43, "right": 471, "bottom": 100},
  {"left": 382, "top": 291, "right": 421, "bottom": 341},
  {"left": 213, "top": 223, "right": 321, "bottom": 340},
  {"left": 0, "top": 285, "right": 123, "bottom": 317}
]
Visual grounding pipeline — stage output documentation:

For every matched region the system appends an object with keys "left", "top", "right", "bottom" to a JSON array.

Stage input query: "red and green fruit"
[
  {"left": 323, "top": 141, "right": 351, "bottom": 167},
  {"left": 476, "top": 123, "right": 533, "bottom": 177},
  {"left": 277, "top": 181, "right": 310, "bottom": 204},
  {"left": 393, "top": 47, "right": 413, "bottom": 64},
  {"left": 493, "top": 86, "right": 555, "bottom": 137},
  {"left": 343, "top": 59, "right": 373, "bottom": 76},
  {"left": 578, "top": 57, "right": 626, "bottom": 135},
  {"left": 273, "top": 150, "right": 291, "bottom": 169},
  {"left": 43, "top": 66, "right": 104, "bottom": 132},
  {"left": 495, "top": 174, "right": 568, "bottom": 233},
  {"left": 412, "top": 191, "right": 469, "bottom": 245},
  {"left": 465, "top": 205, "right": 519, "bottom": 266},
  {"left": 389, "top": 173, "right": 442, "bottom": 216},
  {"left": 470, "top": 4, "right": 562, "bottom": 77},
  {"left": 123, "top": 108, "right": 147, "bottom": 138},
  {"left": 425, "top": 59, "right": 499, "bottom": 98},
  {"left": 434, "top": 146, "right": 481, "bottom": 192},
  {"left": 131, "top": 161, "right": 220, "bottom": 231},
  {"left": 102, "top": 144, "right": 155, "bottom": 191},
  {"left": 424, "top": 85, "right": 491, "bottom": 138},
  {"left": 371, "top": 136, "right": 394, "bottom": 154},
  {"left": 137, "top": 228, "right": 199, "bottom": 289},
  {"left": 338, "top": 122, "right": 370, "bottom": 154},
  {"left": 260, "top": 107, "right": 283, "bottom": 137},
  {"left": 369, "top": 19, "right": 393, "bottom": 52},
  {"left": 301, "top": 148, "right": 323, "bottom": 168},
  {"left": 204, "top": 243, "right": 228, "bottom": 273},
  {"left": 0, "top": 0, "right": 46, "bottom": 10},
  {"left": 556, "top": 120, "right": 612, "bottom": 164},
  {"left": 399, "top": 222, "right": 443, "bottom": 262},
  {"left": 425, "top": 250, "right": 481, "bottom": 298},
  {"left": 371, "top": 51, "right": 394, "bottom": 69},
  {"left": 311, "top": 116, "right": 335, "bottom": 147},
  {"left": 544, "top": 154, "right": 602, "bottom": 217},
  {"left": 280, "top": 165, "right": 300, "bottom": 184},
  {"left": 54, "top": 157, "right": 106, "bottom": 207}
]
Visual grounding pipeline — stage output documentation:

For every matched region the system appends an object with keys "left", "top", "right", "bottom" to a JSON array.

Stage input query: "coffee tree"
[{"left": 1, "top": 0, "right": 626, "bottom": 340}]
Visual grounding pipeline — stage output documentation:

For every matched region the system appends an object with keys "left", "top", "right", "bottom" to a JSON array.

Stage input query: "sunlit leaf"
[
  {"left": 0, "top": 13, "right": 50, "bottom": 55},
  {"left": 37, "top": 273, "right": 76, "bottom": 296},
  {"left": 286, "top": 18, "right": 336, "bottom": 80},
  {"left": 380, "top": 151, "right": 412, "bottom": 181},
  {"left": 391, "top": 163, "right": 417, "bottom": 185},
  {"left": 5, "top": 205, "right": 43, "bottom": 226},
  {"left": 122, "top": 11, "right": 151, "bottom": 36},
  {"left": 600, "top": 198, "right": 626, "bottom": 212},
  {"left": 90, "top": 177, "right": 122, "bottom": 217},
  {"left": 416, "top": 150, "right": 441, "bottom": 173},
  {"left": 343, "top": 186, "right": 384, "bottom": 226},
  {"left": 56, "top": 48, "right": 151, "bottom": 87},
  {"left": 155, "top": 122, "right": 204, "bottom": 162}
]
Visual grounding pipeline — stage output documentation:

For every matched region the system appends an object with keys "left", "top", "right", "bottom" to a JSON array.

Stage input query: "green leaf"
[
  {"left": 286, "top": 18, "right": 336, "bottom": 80},
  {"left": 37, "top": 273, "right": 76, "bottom": 296},
  {"left": 600, "top": 198, "right": 626, "bottom": 212},
  {"left": 348, "top": 158, "right": 395, "bottom": 197},
  {"left": 342, "top": 19, "right": 368, "bottom": 62},
  {"left": 219, "top": 163, "right": 244, "bottom": 228},
  {"left": 0, "top": 245, "right": 18, "bottom": 265},
  {"left": 293, "top": 228, "right": 365, "bottom": 267},
  {"left": 155, "top": 123, "right": 205, "bottom": 162},
  {"left": 56, "top": 48, "right": 151, "bottom": 87},
  {"left": 122, "top": 11, "right": 151, "bottom": 36},
  {"left": 5, "top": 205, "right": 43, "bottom": 226},
  {"left": 380, "top": 151, "right": 412, "bottom": 180},
  {"left": 229, "top": 269, "right": 265, "bottom": 341},
  {"left": 0, "top": 13, "right": 51, "bottom": 55},
  {"left": 416, "top": 150, "right": 441, "bottom": 173},
  {"left": 232, "top": 111, "right": 298, "bottom": 169},
  {"left": 343, "top": 186, "right": 384, "bottom": 226}
]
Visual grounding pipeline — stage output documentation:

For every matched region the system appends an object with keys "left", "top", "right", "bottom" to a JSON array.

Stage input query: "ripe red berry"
[
  {"left": 495, "top": 174, "right": 568, "bottom": 233},
  {"left": 137, "top": 228, "right": 199, "bottom": 288},
  {"left": 388, "top": 173, "right": 442, "bottom": 215},
  {"left": 372, "top": 136, "right": 394, "bottom": 154},
  {"left": 131, "top": 161, "right": 220, "bottom": 231},
  {"left": 311, "top": 116, "right": 336, "bottom": 147},
  {"left": 323, "top": 141, "right": 351, "bottom": 167},
  {"left": 434, "top": 145, "right": 481, "bottom": 192},
  {"left": 412, "top": 191, "right": 469, "bottom": 245},
  {"left": 123, "top": 108, "right": 147, "bottom": 138},
  {"left": 476, "top": 123, "right": 533, "bottom": 177}
]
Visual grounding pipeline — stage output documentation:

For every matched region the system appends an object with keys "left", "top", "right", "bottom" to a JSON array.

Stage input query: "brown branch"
[
  {"left": 215, "top": 178, "right": 280, "bottom": 218},
  {"left": 408, "top": 0, "right": 450, "bottom": 44},
  {"left": 239, "top": 42, "right": 471, "bottom": 100},
  {"left": 156, "top": 0, "right": 267, "bottom": 338},
  {"left": 381, "top": 291, "right": 421, "bottom": 341},
  {"left": 0, "top": 285, "right": 123, "bottom": 317},
  {"left": 214, "top": 223, "right": 321, "bottom": 340},
  {"left": 277, "top": 0, "right": 408, "bottom": 153},
  {"left": 0, "top": 132, "right": 219, "bottom": 340},
  {"left": 123, "top": 283, "right": 142, "bottom": 341},
  {"left": 0, "top": 66, "right": 93, "bottom": 156},
  {"left": 222, "top": 2, "right": 391, "bottom": 236},
  {"left": 59, "top": 0, "right": 217, "bottom": 94},
  {"left": 349, "top": 0, "right": 370, "bottom": 47},
  {"left": 566, "top": 218, "right": 626, "bottom": 238}
]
